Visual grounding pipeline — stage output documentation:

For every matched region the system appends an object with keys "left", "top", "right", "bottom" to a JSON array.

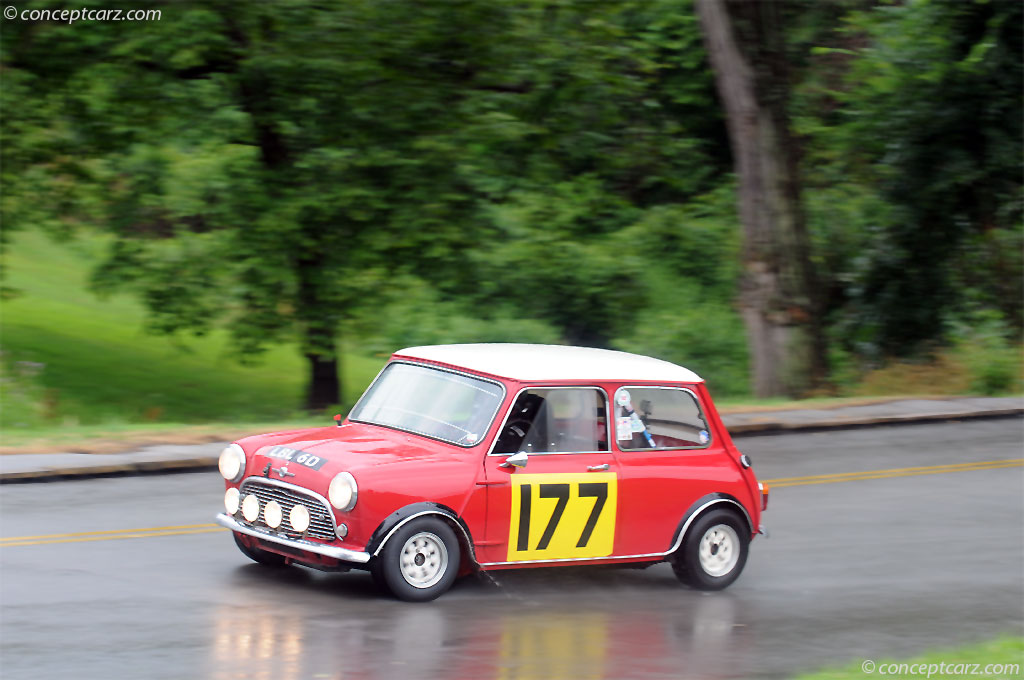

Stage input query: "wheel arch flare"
[{"left": 367, "top": 502, "right": 478, "bottom": 571}]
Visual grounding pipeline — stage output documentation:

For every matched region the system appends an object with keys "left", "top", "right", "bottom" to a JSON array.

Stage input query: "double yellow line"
[
  {"left": 762, "top": 458, "right": 1023, "bottom": 488},
  {"left": 2, "top": 458, "right": 1021, "bottom": 548},
  {"left": 0, "top": 523, "right": 220, "bottom": 548}
]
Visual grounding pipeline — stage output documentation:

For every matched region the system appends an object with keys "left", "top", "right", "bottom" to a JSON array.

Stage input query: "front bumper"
[{"left": 215, "top": 513, "right": 371, "bottom": 564}]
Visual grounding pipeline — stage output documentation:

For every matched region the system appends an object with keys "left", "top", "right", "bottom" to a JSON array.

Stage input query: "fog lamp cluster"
[{"left": 223, "top": 489, "right": 312, "bottom": 534}]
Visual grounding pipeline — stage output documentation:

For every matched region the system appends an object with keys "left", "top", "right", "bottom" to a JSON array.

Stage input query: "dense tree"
[
  {"left": 3, "top": 0, "right": 1019, "bottom": 416},
  {"left": 2, "top": 0, "right": 732, "bottom": 408},
  {"left": 798, "top": 0, "right": 1023, "bottom": 357}
]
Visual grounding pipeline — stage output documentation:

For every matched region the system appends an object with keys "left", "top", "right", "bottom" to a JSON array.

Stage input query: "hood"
[{"left": 237, "top": 422, "right": 471, "bottom": 481}]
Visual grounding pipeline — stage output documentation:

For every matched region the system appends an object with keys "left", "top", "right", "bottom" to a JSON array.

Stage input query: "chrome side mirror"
[{"left": 499, "top": 451, "right": 528, "bottom": 469}]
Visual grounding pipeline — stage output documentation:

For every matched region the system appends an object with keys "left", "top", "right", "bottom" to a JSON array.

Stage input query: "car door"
[
  {"left": 476, "top": 386, "right": 621, "bottom": 566},
  {"left": 609, "top": 384, "right": 737, "bottom": 556}
]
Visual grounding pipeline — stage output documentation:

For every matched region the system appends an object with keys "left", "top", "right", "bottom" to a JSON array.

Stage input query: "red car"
[{"left": 216, "top": 344, "right": 768, "bottom": 601}]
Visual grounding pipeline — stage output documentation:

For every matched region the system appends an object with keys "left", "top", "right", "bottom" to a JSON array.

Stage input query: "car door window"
[
  {"left": 492, "top": 388, "right": 608, "bottom": 454},
  {"left": 614, "top": 387, "right": 710, "bottom": 450}
]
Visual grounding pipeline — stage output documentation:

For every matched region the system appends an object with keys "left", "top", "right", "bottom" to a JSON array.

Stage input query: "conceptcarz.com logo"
[{"left": 3, "top": 6, "right": 162, "bottom": 23}]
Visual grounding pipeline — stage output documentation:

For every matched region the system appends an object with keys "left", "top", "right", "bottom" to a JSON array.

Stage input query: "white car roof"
[{"left": 394, "top": 344, "right": 703, "bottom": 383}]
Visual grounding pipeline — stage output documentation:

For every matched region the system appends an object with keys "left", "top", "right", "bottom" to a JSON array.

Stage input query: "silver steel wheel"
[
  {"left": 698, "top": 523, "right": 740, "bottom": 577},
  {"left": 399, "top": 531, "right": 449, "bottom": 589}
]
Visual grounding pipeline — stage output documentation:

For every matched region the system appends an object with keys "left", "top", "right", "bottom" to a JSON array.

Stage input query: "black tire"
[
  {"left": 233, "top": 531, "right": 290, "bottom": 567},
  {"left": 371, "top": 517, "right": 460, "bottom": 602},
  {"left": 671, "top": 508, "right": 749, "bottom": 590}
]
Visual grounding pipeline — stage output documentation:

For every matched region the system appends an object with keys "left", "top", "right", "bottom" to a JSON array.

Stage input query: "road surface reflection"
[{"left": 208, "top": 572, "right": 751, "bottom": 680}]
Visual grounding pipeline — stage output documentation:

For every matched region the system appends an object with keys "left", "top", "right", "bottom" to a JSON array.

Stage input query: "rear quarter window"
[{"left": 613, "top": 386, "right": 711, "bottom": 450}]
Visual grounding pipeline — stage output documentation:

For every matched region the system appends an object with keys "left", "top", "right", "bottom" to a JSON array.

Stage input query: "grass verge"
[
  {"left": 793, "top": 635, "right": 1023, "bottom": 680},
  {"left": 0, "top": 229, "right": 385, "bottom": 429}
]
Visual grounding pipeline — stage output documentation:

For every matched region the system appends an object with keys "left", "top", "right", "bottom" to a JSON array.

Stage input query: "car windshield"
[{"left": 349, "top": 362, "right": 505, "bottom": 446}]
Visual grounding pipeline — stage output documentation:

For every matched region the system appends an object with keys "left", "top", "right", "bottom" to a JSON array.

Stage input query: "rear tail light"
[{"left": 759, "top": 482, "right": 770, "bottom": 511}]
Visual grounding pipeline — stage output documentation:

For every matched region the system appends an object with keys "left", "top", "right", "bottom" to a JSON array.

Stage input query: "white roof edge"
[{"left": 393, "top": 343, "right": 703, "bottom": 383}]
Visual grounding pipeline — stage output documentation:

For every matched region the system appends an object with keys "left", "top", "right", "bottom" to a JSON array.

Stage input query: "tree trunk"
[
  {"left": 305, "top": 345, "right": 341, "bottom": 412},
  {"left": 696, "top": 0, "right": 825, "bottom": 397},
  {"left": 297, "top": 252, "right": 342, "bottom": 412}
]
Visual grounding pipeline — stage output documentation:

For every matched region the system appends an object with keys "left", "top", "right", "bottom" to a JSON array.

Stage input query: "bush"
[
  {"left": 612, "top": 287, "right": 750, "bottom": 397},
  {"left": 951, "top": 311, "right": 1023, "bottom": 395},
  {"left": 349, "top": 275, "right": 562, "bottom": 355}
]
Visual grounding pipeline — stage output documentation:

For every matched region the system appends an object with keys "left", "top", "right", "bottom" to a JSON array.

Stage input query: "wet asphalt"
[{"left": 1, "top": 419, "right": 1021, "bottom": 680}]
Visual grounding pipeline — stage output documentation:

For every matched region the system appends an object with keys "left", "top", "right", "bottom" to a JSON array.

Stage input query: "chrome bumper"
[{"left": 215, "top": 513, "right": 371, "bottom": 564}]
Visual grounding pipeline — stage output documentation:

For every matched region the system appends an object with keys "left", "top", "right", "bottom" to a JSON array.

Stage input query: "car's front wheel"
[
  {"left": 671, "top": 508, "right": 749, "bottom": 590},
  {"left": 371, "top": 517, "right": 461, "bottom": 602},
  {"left": 233, "top": 531, "right": 290, "bottom": 567}
]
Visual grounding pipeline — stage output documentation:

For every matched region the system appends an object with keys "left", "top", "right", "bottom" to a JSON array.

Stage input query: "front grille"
[{"left": 239, "top": 479, "right": 336, "bottom": 540}]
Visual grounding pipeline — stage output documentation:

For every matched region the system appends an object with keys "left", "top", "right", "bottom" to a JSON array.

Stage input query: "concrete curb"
[
  {"left": 2, "top": 400, "right": 1021, "bottom": 484},
  {"left": 0, "top": 457, "right": 219, "bottom": 484},
  {"left": 724, "top": 406, "right": 1024, "bottom": 435}
]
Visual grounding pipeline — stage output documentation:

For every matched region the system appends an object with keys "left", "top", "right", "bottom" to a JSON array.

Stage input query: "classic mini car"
[{"left": 216, "top": 344, "right": 768, "bottom": 601}]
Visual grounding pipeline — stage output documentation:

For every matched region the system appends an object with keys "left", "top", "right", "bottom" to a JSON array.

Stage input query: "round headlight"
[
  {"left": 218, "top": 444, "right": 246, "bottom": 482},
  {"left": 224, "top": 487, "right": 240, "bottom": 515},
  {"left": 264, "top": 500, "right": 283, "bottom": 529},
  {"left": 289, "top": 504, "right": 310, "bottom": 533},
  {"left": 328, "top": 472, "right": 358, "bottom": 511},
  {"left": 241, "top": 494, "right": 260, "bottom": 522}
]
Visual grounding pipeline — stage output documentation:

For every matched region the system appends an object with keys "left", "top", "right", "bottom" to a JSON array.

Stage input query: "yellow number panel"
[{"left": 507, "top": 472, "right": 617, "bottom": 561}]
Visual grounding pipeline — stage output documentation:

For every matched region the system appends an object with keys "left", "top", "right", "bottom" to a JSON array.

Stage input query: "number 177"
[{"left": 516, "top": 482, "right": 609, "bottom": 552}]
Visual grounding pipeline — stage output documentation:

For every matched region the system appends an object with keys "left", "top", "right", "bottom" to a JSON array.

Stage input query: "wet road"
[{"left": 1, "top": 419, "right": 1022, "bottom": 680}]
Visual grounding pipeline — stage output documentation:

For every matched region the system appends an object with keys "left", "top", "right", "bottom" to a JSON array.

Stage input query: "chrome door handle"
[{"left": 587, "top": 464, "right": 609, "bottom": 472}]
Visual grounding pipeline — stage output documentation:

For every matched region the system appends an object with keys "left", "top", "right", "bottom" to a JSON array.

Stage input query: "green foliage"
[
  {"left": 950, "top": 310, "right": 1023, "bottom": 396},
  {"left": 3, "top": 0, "right": 1021, "bottom": 415},
  {"left": 345, "top": 274, "right": 562, "bottom": 355},
  {"left": 1, "top": 0, "right": 732, "bottom": 406},
  {"left": 798, "top": 0, "right": 1023, "bottom": 358},
  {"left": 612, "top": 187, "right": 750, "bottom": 396}
]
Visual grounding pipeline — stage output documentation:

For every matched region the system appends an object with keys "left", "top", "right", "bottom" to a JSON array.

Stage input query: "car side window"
[
  {"left": 492, "top": 388, "right": 608, "bottom": 454},
  {"left": 614, "top": 387, "right": 711, "bottom": 450}
]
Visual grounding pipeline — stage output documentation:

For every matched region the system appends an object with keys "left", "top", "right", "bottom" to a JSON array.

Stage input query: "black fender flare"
[
  {"left": 666, "top": 493, "right": 753, "bottom": 556},
  {"left": 366, "top": 502, "right": 477, "bottom": 565}
]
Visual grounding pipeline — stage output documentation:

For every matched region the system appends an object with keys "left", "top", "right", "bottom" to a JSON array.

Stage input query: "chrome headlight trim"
[
  {"left": 328, "top": 472, "right": 358, "bottom": 512},
  {"left": 218, "top": 443, "right": 246, "bottom": 482}
]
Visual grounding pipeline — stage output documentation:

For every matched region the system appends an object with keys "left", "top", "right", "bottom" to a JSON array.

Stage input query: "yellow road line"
[
  {"left": 763, "top": 459, "right": 1023, "bottom": 488},
  {"left": 2, "top": 459, "right": 1021, "bottom": 547},
  {"left": 0, "top": 523, "right": 220, "bottom": 544},
  {"left": 1, "top": 527, "right": 222, "bottom": 547}
]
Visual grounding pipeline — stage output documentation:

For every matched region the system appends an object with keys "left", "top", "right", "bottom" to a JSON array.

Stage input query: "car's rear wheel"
[
  {"left": 671, "top": 508, "right": 749, "bottom": 590},
  {"left": 233, "top": 531, "right": 290, "bottom": 567},
  {"left": 371, "top": 517, "right": 460, "bottom": 602}
]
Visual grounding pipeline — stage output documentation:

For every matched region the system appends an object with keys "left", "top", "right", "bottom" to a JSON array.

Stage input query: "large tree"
[
  {"left": 5, "top": 1, "right": 512, "bottom": 409},
  {"left": 3, "top": 0, "right": 732, "bottom": 409},
  {"left": 696, "top": 0, "right": 825, "bottom": 397}
]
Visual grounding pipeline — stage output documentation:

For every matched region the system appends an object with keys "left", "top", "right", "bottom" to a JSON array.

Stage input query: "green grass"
[
  {"left": 793, "top": 635, "right": 1023, "bottom": 679},
  {"left": 0, "top": 230, "right": 385, "bottom": 429}
]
